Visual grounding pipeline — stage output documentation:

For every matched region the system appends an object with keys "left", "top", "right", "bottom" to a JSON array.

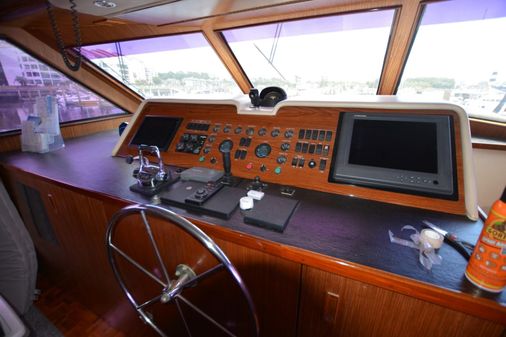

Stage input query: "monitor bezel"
[
  {"left": 129, "top": 115, "right": 182, "bottom": 152},
  {"left": 329, "top": 112, "right": 458, "bottom": 200}
]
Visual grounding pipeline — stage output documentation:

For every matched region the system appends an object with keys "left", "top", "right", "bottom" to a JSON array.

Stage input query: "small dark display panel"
[
  {"left": 130, "top": 116, "right": 182, "bottom": 151},
  {"left": 331, "top": 112, "right": 456, "bottom": 199},
  {"left": 349, "top": 120, "right": 438, "bottom": 174}
]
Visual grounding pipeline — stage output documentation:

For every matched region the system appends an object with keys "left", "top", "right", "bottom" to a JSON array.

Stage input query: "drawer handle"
[{"left": 323, "top": 291, "right": 340, "bottom": 324}]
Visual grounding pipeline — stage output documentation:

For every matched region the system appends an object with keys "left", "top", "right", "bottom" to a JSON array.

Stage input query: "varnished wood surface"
[
  {"left": 34, "top": 275, "right": 127, "bottom": 337},
  {"left": 116, "top": 102, "right": 467, "bottom": 216},
  {"left": 298, "top": 266, "right": 505, "bottom": 337},
  {"left": 1, "top": 130, "right": 505, "bottom": 327}
]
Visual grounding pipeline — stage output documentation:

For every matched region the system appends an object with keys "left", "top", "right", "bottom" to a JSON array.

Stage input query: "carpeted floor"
[{"left": 23, "top": 306, "right": 64, "bottom": 337}]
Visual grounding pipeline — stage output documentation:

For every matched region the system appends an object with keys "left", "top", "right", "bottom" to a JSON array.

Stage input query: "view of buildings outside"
[
  {"left": 398, "top": 0, "right": 506, "bottom": 122},
  {"left": 0, "top": 40, "right": 125, "bottom": 133},
  {"left": 80, "top": 33, "right": 241, "bottom": 98},
  {"left": 222, "top": 9, "right": 395, "bottom": 97}
]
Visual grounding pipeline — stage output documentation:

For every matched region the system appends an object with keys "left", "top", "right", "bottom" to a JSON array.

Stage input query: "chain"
[{"left": 45, "top": 0, "right": 82, "bottom": 72}]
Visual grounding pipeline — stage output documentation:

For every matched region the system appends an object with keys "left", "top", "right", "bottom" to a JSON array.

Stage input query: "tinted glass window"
[
  {"left": 0, "top": 40, "right": 126, "bottom": 133},
  {"left": 398, "top": 0, "right": 506, "bottom": 122},
  {"left": 80, "top": 33, "right": 241, "bottom": 98},
  {"left": 222, "top": 9, "right": 395, "bottom": 96}
]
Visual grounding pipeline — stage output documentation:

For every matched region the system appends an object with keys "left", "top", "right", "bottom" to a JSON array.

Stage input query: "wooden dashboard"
[{"left": 114, "top": 100, "right": 469, "bottom": 217}]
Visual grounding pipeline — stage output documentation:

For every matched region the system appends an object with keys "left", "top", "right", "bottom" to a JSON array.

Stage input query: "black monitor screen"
[
  {"left": 130, "top": 116, "right": 182, "bottom": 151},
  {"left": 349, "top": 120, "right": 438, "bottom": 174}
]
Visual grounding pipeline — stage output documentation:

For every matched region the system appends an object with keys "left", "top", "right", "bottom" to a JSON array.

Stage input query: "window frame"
[
  {"left": 218, "top": 7, "right": 399, "bottom": 96},
  {"left": 0, "top": 37, "right": 131, "bottom": 136}
]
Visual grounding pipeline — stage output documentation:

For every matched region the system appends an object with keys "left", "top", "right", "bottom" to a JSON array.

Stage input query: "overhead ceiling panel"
[{"left": 49, "top": 0, "right": 310, "bottom": 26}]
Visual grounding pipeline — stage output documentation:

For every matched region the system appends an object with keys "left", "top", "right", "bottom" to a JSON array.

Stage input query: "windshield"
[
  {"left": 0, "top": 40, "right": 126, "bottom": 133},
  {"left": 221, "top": 9, "right": 396, "bottom": 97},
  {"left": 398, "top": 0, "right": 506, "bottom": 122},
  {"left": 80, "top": 33, "right": 242, "bottom": 98}
]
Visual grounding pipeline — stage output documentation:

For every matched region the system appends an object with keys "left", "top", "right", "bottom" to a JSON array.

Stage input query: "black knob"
[
  {"left": 308, "top": 160, "right": 316, "bottom": 169},
  {"left": 249, "top": 88, "right": 261, "bottom": 107},
  {"left": 260, "top": 164, "right": 267, "bottom": 172},
  {"left": 208, "top": 135, "right": 215, "bottom": 143},
  {"left": 125, "top": 155, "right": 134, "bottom": 164},
  {"left": 210, "top": 157, "right": 217, "bottom": 164},
  {"left": 219, "top": 140, "right": 234, "bottom": 177},
  {"left": 284, "top": 129, "right": 294, "bottom": 138}
]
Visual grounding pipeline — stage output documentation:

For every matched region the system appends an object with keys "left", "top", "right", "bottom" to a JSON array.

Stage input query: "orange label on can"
[{"left": 465, "top": 209, "right": 506, "bottom": 292}]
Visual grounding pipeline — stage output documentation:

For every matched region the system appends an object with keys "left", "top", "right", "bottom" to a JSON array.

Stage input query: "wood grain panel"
[
  {"left": 35, "top": 275, "right": 126, "bottom": 337},
  {"left": 2, "top": 165, "right": 505, "bottom": 326},
  {"left": 116, "top": 102, "right": 467, "bottom": 216},
  {"left": 101, "top": 204, "right": 301, "bottom": 337},
  {"left": 377, "top": 0, "right": 423, "bottom": 94},
  {"left": 0, "top": 169, "right": 300, "bottom": 337},
  {"left": 298, "top": 266, "right": 505, "bottom": 337},
  {"left": 0, "top": 115, "right": 131, "bottom": 153},
  {"left": 202, "top": 27, "right": 251, "bottom": 93}
]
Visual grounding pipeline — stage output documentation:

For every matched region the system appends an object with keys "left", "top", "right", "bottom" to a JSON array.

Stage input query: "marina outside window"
[
  {"left": 80, "top": 33, "right": 241, "bottom": 98},
  {"left": 0, "top": 40, "right": 126, "bottom": 133},
  {"left": 221, "top": 9, "right": 396, "bottom": 97},
  {"left": 397, "top": 0, "right": 506, "bottom": 123}
]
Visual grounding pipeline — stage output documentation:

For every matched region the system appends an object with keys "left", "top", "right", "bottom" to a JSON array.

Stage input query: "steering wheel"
[{"left": 106, "top": 204, "right": 259, "bottom": 337}]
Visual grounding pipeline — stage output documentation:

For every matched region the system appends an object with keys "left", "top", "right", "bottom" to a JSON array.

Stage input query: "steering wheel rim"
[{"left": 106, "top": 203, "right": 259, "bottom": 337}]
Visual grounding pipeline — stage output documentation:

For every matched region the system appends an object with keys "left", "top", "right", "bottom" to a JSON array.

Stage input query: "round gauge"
[
  {"left": 258, "top": 128, "right": 267, "bottom": 136},
  {"left": 271, "top": 129, "right": 280, "bottom": 137},
  {"left": 212, "top": 125, "right": 220, "bottom": 132},
  {"left": 280, "top": 143, "right": 290, "bottom": 151},
  {"left": 208, "top": 135, "right": 215, "bottom": 143},
  {"left": 246, "top": 127, "right": 255, "bottom": 136},
  {"left": 219, "top": 139, "right": 233, "bottom": 153},
  {"left": 284, "top": 129, "right": 294, "bottom": 138},
  {"left": 223, "top": 125, "right": 231, "bottom": 133},
  {"left": 235, "top": 126, "right": 243, "bottom": 134},
  {"left": 254, "top": 143, "right": 271, "bottom": 158}
]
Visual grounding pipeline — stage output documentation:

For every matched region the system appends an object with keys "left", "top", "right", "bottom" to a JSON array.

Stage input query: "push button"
[{"left": 319, "top": 159, "right": 327, "bottom": 171}]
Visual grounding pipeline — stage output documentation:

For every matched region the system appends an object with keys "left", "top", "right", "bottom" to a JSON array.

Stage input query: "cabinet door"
[
  {"left": 297, "top": 266, "right": 504, "bottom": 337},
  {"left": 101, "top": 204, "right": 301, "bottom": 337}
]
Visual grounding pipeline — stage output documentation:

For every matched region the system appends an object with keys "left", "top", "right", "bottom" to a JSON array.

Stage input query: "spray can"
[{"left": 465, "top": 187, "right": 506, "bottom": 292}]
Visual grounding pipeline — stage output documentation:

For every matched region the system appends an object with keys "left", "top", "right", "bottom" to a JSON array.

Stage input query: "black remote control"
[{"left": 184, "top": 182, "right": 225, "bottom": 205}]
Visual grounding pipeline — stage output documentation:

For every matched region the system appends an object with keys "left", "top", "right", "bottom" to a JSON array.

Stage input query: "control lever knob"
[
  {"left": 125, "top": 155, "right": 134, "bottom": 164},
  {"left": 219, "top": 140, "right": 234, "bottom": 176}
]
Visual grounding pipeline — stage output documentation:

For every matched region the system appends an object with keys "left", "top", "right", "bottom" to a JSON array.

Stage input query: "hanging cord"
[{"left": 45, "top": 0, "right": 82, "bottom": 71}]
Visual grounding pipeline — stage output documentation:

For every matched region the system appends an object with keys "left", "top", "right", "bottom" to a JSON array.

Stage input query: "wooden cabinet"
[
  {"left": 3, "top": 171, "right": 301, "bottom": 337},
  {"left": 297, "top": 266, "right": 505, "bottom": 337},
  {"left": 2, "top": 169, "right": 504, "bottom": 337}
]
